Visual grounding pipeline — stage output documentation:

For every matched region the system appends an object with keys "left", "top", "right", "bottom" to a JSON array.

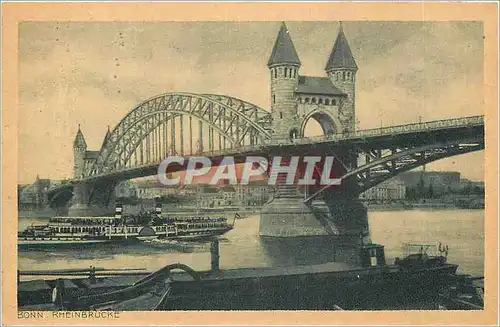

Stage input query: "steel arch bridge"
[
  {"left": 47, "top": 88, "right": 484, "bottom": 212},
  {"left": 87, "top": 92, "right": 273, "bottom": 178}
]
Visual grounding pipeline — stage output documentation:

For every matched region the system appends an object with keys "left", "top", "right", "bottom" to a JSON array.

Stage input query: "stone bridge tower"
[
  {"left": 325, "top": 23, "right": 358, "bottom": 133},
  {"left": 267, "top": 22, "right": 358, "bottom": 139},
  {"left": 261, "top": 23, "right": 369, "bottom": 266},
  {"left": 73, "top": 125, "right": 87, "bottom": 179},
  {"left": 268, "top": 23, "right": 302, "bottom": 141}
]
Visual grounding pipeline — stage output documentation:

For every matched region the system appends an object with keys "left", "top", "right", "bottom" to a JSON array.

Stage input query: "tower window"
[
  {"left": 305, "top": 98, "right": 309, "bottom": 104},
  {"left": 274, "top": 69, "right": 277, "bottom": 78},
  {"left": 279, "top": 112, "right": 283, "bottom": 119},
  {"left": 325, "top": 99, "right": 330, "bottom": 105},
  {"left": 343, "top": 71, "right": 346, "bottom": 80},
  {"left": 273, "top": 94, "right": 276, "bottom": 103},
  {"left": 318, "top": 98, "right": 323, "bottom": 104},
  {"left": 284, "top": 68, "right": 288, "bottom": 78},
  {"left": 332, "top": 99, "right": 337, "bottom": 106},
  {"left": 312, "top": 98, "right": 316, "bottom": 104}
]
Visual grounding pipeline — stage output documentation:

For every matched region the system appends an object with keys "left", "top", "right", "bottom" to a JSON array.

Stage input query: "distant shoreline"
[
  {"left": 18, "top": 203, "right": 483, "bottom": 218},
  {"left": 363, "top": 203, "right": 484, "bottom": 211},
  {"left": 17, "top": 207, "right": 261, "bottom": 219}
]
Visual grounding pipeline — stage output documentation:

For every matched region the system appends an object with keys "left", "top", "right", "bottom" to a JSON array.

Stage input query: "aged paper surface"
[{"left": 2, "top": 2, "right": 498, "bottom": 325}]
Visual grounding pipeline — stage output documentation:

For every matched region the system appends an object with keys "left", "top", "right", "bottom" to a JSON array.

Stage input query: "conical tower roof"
[
  {"left": 73, "top": 125, "right": 87, "bottom": 148},
  {"left": 325, "top": 23, "right": 358, "bottom": 71},
  {"left": 268, "top": 22, "right": 301, "bottom": 67}
]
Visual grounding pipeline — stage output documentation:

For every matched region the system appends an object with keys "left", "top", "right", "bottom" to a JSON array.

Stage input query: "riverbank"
[
  {"left": 19, "top": 200, "right": 484, "bottom": 218},
  {"left": 365, "top": 203, "right": 457, "bottom": 211},
  {"left": 17, "top": 207, "right": 262, "bottom": 219},
  {"left": 363, "top": 199, "right": 484, "bottom": 211}
]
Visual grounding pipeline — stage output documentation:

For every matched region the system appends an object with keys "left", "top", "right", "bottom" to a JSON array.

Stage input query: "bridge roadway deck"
[
  {"left": 84, "top": 116, "right": 484, "bottom": 181},
  {"left": 49, "top": 115, "right": 484, "bottom": 190}
]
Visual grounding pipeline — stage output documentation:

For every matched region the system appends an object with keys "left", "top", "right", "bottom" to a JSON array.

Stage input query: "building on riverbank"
[
  {"left": 360, "top": 180, "right": 406, "bottom": 201},
  {"left": 196, "top": 182, "right": 274, "bottom": 209},
  {"left": 18, "top": 176, "right": 63, "bottom": 209},
  {"left": 396, "top": 171, "right": 461, "bottom": 195}
]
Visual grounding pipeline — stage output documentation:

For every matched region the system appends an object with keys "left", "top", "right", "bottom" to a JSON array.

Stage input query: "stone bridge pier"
[
  {"left": 260, "top": 188, "right": 370, "bottom": 266},
  {"left": 67, "top": 181, "right": 116, "bottom": 217},
  {"left": 259, "top": 156, "right": 370, "bottom": 266}
]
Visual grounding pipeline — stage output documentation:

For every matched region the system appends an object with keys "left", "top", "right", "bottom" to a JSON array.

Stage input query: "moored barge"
[{"left": 17, "top": 241, "right": 484, "bottom": 310}]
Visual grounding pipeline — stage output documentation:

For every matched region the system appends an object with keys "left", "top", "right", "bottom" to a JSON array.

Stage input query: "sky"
[{"left": 18, "top": 21, "right": 484, "bottom": 184}]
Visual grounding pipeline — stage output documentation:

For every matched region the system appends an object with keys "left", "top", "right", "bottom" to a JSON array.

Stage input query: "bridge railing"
[{"left": 270, "top": 115, "right": 484, "bottom": 146}]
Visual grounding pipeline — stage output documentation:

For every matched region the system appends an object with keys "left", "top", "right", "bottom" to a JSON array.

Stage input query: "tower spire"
[
  {"left": 268, "top": 22, "right": 301, "bottom": 67},
  {"left": 73, "top": 125, "right": 87, "bottom": 149},
  {"left": 325, "top": 22, "right": 357, "bottom": 72}
]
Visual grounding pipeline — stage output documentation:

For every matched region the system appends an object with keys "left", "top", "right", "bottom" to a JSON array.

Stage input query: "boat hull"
[
  {"left": 17, "top": 237, "right": 126, "bottom": 250},
  {"left": 165, "top": 227, "right": 233, "bottom": 241},
  {"left": 17, "top": 262, "right": 461, "bottom": 310},
  {"left": 18, "top": 226, "right": 233, "bottom": 249},
  {"left": 165, "top": 264, "right": 460, "bottom": 310}
]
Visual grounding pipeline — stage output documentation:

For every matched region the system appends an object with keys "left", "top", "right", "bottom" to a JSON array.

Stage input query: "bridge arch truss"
[
  {"left": 304, "top": 137, "right": 484, "bottom": 202},
  {"left": 87, "top": 93, "right": 272, "bottom": 177}
]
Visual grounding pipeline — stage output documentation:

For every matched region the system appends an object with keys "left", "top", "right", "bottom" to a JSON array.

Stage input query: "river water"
[{"left": 18, "top": 209, "right": 484, "bottom": 277}]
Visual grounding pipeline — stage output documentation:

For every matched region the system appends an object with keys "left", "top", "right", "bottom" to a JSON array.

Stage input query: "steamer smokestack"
[
  {"left": 155, "top": 199, "right": 162, "bottom": 217},
  {"left": 115, "top": 203, "right": 123, "bottom": 219}
]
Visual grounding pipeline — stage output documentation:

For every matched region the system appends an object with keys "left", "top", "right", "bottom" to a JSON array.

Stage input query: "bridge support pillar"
[
  {"left": 67, "top": 183, "right": 113, "bottom": 217},
  {"left": 260, "top": 186, "right": 370, "bottom": 266},
  {"left": 260, "top": 185, "right": 328, "bottom": 237}
]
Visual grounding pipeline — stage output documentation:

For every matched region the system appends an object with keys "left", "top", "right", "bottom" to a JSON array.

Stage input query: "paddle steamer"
[{"left": 18, "top": 204, "right": 235, "bottom": 249}]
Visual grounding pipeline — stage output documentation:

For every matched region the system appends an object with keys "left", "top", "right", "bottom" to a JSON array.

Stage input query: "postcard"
[{"left": 2, "top": 2, "right": 498, "bottom": 326}]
